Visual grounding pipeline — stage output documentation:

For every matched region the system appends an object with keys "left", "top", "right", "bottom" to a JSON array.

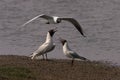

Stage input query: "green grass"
[{"left": 0, "top": 66, "right": 34, "bottom": 80}]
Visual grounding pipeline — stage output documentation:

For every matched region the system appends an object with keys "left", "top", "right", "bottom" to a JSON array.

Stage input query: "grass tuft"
[{"left": 0, "top": 66, "right": 34, "bottom": 80}]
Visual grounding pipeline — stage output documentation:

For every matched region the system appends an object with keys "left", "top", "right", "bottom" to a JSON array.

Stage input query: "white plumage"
[
  {"left": 60, "top": 38, "right": 88, "bottom": 65},
  {"left": 21, "top": 14, "right": 86, "bottom": 37},
  {"left": 30, "top": 29, "right": 57, "bottom": 60}
]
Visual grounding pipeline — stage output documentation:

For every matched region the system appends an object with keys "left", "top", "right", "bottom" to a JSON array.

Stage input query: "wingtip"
[
  {"left": 83, "top": 35, "right": 87, "bottom": 37},
  {"left": 81, "top": 34, "right": 86, "bottom": 37},
  {"left": 21, "top": 24, "right": 26, "bottom": 27}
]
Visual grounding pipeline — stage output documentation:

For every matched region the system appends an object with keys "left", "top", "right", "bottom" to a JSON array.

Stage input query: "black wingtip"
[
  {"left": 77, "top": 27, "right": 86, "bottom": 37},
  {"left": 80, "top": 33, "right": 86, "bottom": 37},
  {"left": 83, "top": 35, "right": 86, "bottom": 37}
]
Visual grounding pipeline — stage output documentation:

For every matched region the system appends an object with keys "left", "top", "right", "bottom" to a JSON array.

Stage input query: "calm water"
[{"left": 0, "top": 0, "right": 120, "bottom": 65}]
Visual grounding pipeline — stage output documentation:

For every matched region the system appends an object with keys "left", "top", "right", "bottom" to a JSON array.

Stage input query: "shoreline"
[{"left": 0, "top": 55, "right": 120, "bottom": 80}]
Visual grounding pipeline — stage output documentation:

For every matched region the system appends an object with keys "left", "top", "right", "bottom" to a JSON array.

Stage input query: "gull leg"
[
  {"left": 42, "top": 54, "right": 45, "bottom": 60},
  {"left": 45, "top": 54, "right": 48, "bottom": 61},
  {"left": 71, "top": 58, "right": 74, "bottom": 66}
]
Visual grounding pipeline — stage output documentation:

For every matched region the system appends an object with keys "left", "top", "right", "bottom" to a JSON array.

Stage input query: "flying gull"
[{"left": 22, "top": 14, "right": 86, "bottom": 37}]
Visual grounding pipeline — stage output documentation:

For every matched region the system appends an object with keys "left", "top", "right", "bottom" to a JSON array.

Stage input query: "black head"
[
  {"left": 59, "top": 38, "right": 67, "bottom": 45},
  {"left": 57, "top": 18, "right": 61, "bottom": 23},
  {"left": 48, "top": 29, "right": 57, "bottom": 37}
]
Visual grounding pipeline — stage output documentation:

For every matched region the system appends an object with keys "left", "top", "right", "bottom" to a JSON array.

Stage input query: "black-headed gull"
[
  {"left": 22, "top": 14, "right": 86, "bottom": 37},
  {"left": 60, "top": 38, "right": 88, "bottom": 66},
  {"left": 30, "top": 28, "right": 57, "bottom": 60}
]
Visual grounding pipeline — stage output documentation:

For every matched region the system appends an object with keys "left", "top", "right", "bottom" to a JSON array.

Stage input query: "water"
[{"left": 0, "top": 0, "right": 120, "bottom": 65}]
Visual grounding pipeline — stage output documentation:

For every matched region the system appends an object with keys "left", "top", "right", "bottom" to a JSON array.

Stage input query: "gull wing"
[
  {"left": 34, "top": 42, "right": 55, "bottom": 56},
  {"left": 69, "top": 51, "right": 87, "bottom": 60},
  {"left": 46, "top": 45, "right": 55, "bottom": 53},
  {"left": 21, "top": 14, "right": 52, "bottom": 27},
  {"left": 59, "top": 18, "right": 86, "bottom": 37}
]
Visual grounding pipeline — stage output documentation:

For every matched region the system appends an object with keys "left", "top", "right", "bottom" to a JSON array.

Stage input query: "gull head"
[
  {"left": 56, "top": 18, "right": 61, "bottom": 23},
  {"left": 59, "top": 38, "right": 67, "bottom": 45},
  {"left": 53, "top": 16, "right": 61, "bottom": 23},
  {"left": 48, "top": 28, "right": 57, "bottom": 37}
]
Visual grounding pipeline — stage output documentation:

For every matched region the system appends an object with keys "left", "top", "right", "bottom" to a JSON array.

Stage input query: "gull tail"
[
  {"left": 29, "top": 53, "right": 33, "bottom": 57},
  {"left": 81, "top": 56, "right": 90, "bottom": 61}
]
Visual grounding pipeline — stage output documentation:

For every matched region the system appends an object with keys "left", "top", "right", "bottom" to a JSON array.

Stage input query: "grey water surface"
[{"left": 0, "top": 0, "right": 120, "bottom": 65}]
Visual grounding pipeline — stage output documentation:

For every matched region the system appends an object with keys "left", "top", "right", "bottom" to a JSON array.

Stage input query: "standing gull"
[
  {"left": 60, "top": 38, "right": 88, "bottom": 66},
  {"left": 22, "top": 14, "right": 86, "bottom": 37},
  {"left": 30, "top": 28, "right": 57, "bottom": 60}
]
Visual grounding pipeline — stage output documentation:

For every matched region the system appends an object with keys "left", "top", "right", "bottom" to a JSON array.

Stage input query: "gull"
[
  {"left": 60, "top": 38, "right": 88, "bottom": 66},
  {"left": 30, "top": 28, "right": 57, "bottom": 60},
  {"left": 22, "top": 14, "right": 86, "bottom": 37}
]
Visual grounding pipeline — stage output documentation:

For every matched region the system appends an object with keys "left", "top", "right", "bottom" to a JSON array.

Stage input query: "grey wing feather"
[
  {"left": 47, "top": 45, "right": 55, "bottom": 52},
  {"left": 78, "top": 55, "right": 87, "bottom": 60},
  {"left": 70, "top": 51, "right": 87, "bottom": 60},
  {"left": 40, "top": 14, "right": 53, "bottom": 19},
  {"left": 59, "top": 18, "right": 86, "bottom": 37},
  {"left": 21, "top": 14, "right": 52, "bottom": 27},
  {"left": 35, "top": 43, "right": 55, "bottom": 56}
]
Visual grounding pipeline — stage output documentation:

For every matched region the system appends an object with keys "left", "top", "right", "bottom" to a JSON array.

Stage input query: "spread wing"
[
  {"left": 21, "top": 14, "right": 53, "bottom": 27},
  {"left": 59, "top": 18, "right": 86, "bottom": 37}
]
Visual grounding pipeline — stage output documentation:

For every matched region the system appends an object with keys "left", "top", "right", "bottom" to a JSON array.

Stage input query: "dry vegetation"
[{"left": 0, "top": 55, "right": 120, "bottom": 80}]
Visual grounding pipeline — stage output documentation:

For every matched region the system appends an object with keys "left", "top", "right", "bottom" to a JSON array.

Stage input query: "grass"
[
  {"left": 0, "top": 55, "right": 120, "bottom": 80},
  {"left": 0, "top": 66, "right": 33, "bottom": 80}
]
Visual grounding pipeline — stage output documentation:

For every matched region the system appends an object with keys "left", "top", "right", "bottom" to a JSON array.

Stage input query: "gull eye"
[{"left": 57, "top": 19, "right": 61, "bottom": 23}]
